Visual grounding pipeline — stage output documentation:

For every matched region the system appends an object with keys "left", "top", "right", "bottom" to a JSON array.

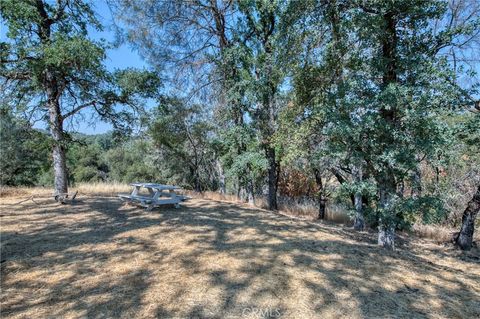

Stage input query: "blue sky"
[
  {"left": 91, "top": 1, "right": 146, "bottom": 71},
  {"left": 74, "top": 1, "right": 148, "bottom": 134}
]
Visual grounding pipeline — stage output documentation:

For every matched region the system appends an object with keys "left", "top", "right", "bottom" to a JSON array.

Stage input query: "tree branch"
[
  {"left": 0, "top": 70, "right": 32, "bottom": 80},
  {"left": 62, "top": 100, "right": 96, "bottom": 119},
  {"left": 52, "top": 0, "right": 67, "bottom": 22}
]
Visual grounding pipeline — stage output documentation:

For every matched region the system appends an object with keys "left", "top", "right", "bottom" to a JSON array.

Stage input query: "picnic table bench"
[{"left": 118, "top": 183, "right": 184, "bottom": 210}]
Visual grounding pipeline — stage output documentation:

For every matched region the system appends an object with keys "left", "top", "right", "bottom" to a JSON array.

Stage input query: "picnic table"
[{"left": 118, "top": 183, "right": 183, "bottom": 210}]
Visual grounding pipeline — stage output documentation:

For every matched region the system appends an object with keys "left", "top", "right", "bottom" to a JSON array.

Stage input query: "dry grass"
[
  {"left": 75, "top": 182, "right": 133, "bottom": 197},
  {"left": 0, "top": 186, "right": 52, "bottom": 198},
  {"left": 0, "top": 185, "right": 471, "bottom": 243},
  {"left": 187, "top": 191, "right": 351, "bottom": 224},
  {"left": 0, "top": 183, "right": 133, "bottom": 200},
  {"left": 411, "top": 224, "right": 458, "bottom": 244},
  {"left": 182, "top": 190, "right": 241, "bottom": 204},
  {"left": 1, "top": 189, "right": 479, "bottom": 319},
  {"left": 193, "top": 192, "right": 470, "bottom": 243},
  {"left": 276, "top": 201, "right": 351, "bottom": 224}
]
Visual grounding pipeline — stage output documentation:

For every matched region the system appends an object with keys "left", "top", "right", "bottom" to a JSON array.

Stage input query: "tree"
[
  {"left": 285, "top": 0, "right": 479, "bottom": 248},
  {"left": 110, "top": 0, "right": 256, "bottom": 201},
  {"left": 352, "top": 0, "right": 478, "bottom": 249},
  {"left": 455, "top": 184, "right": 480, "bottom": 250},
  {"left": 68, "top": 141, "right": 108, "bottom": 183},
  {"left": 149, "top": 97, "right": 217, "bottom": 192},
  {"left": 450, "top": 104, "right": 480, "bottom": 249},
  {"left": 277, "top": 98, "right": 333, "bottom": 219},
  {"left": 0, "top": 107, "right": 50, "bottom": 186},
  {"left": 104, "top": 139, "right": 160, "bottom": 183},
  {"left": 111, "top": 0, "right": 288, "bottom": 209},
  {"left": 282, "top": 0, "right": 369, "bottom": 225},
  {"left": 0, "top": 0, "right": 159, "bottom": 199},
  {"left": 235, "top": 0, "right": 288, "bottom": 210}
]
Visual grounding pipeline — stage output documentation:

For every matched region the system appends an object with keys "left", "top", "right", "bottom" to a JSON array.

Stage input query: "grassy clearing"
[
  {"left": 186, "top": 190, "right": 466, "bottom": 243},
  {"left": 1, "top": 189, "right": 479, "bottom": 318},
  {"left": 0, "top": 185, "right": 471, "bottom": 244},
  {"left": 0, "top": 182, "right": 132, "bottom": 199},
  {"left": 183, "top": 190, "right": 351, "bottom": 224}
]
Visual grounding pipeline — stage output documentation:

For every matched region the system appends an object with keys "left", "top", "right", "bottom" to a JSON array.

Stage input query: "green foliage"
[
  {"left": 0, "top": 108, "right": 50, "bottom": 186},
  {"left": 68, "top": 142, "right": 108, "bottom": 183},
  {"left": 220, "top": 128, "right": 271, "bottom": 195},
  {"left": 149, "top": 97, "right": 217, "bottom": 191},
  {"left": 0, "top": 123, "right": 161, "bottom": 186},
  {"left": 1, "top": 0, "right": 107, "bottom": 97},
  {"left": 399, "top": 196, "right": 448, "bottom": 226},
  {"left": 276, "top": 0, "right": 479, "bottom": 232},
  {"left": 430, "top": 111, "right": 480, "bottom": 224},
  {"left": 0, "top": 0, "right": 161, "bottom": 195},
  {"left": 104, "top": 140, "right": 159, "bottom": 183}
]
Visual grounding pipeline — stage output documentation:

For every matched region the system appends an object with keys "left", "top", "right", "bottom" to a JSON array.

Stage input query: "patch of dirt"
[{"left": 1, "top": 196, "right": 479, "bottom": 318}]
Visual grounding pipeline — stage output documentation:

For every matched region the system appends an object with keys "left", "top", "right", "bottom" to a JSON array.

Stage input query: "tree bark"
[
  {"left": 318, "top": 198, "right": 326, "bottom": 220},
  {"left": 376, "top": 10, "right": 398, "bottom": 249},
  {"left": 246, "top": 177, "right": 255, "bottom": 206},
  {"left": 237, "top": 184, "right": 244, "bottom": 201},
  {"left": 45, "top": 64, "right": 68, "bottom": 199},
  {"left": 265, "top": 146, "right": 279, "bottom": 210},
  {"left": 48, "top": 99, "right": 68, "bottom": 197},
  {"left": 313, "top": 168, "right": 326, "bottom": 219},
  {"left": 216, "top": 160, "right": 226, "bottom": 194},
  {"left": 411, "top": 162, "right": 422, "bottom": 198},
  {"left": 189, "top": 165, "right": 201, "bottom": 192},
  {"left": 193, "top": 167, "right": 201, "bottom": 192},
  {"left": 353, "top": 165, "right": 365, "bottom": 230},
  {"left": 455, "top": 185, "right": 480, "bottom": 250},
  {"left": 354, "top": 193, "right": 364, "bottom": 230},
  {"left": 194, "top": 173, "right": 201, "bottom": 192},
  {"left": 377, "top": 179, "right": 396, "bottom": 250},
  {"left": 378, "top": 224, "right": 395, "bottom": 250}
]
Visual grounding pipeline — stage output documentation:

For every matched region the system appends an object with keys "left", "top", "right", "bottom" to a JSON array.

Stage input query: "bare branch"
[{"left": 62, "top": 100, "right": 96, "bottom": 119}]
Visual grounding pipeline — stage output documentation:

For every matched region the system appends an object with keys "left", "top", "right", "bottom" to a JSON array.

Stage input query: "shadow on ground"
[{"left": 1, "top": 196, "right": 479, "bottom": 318}]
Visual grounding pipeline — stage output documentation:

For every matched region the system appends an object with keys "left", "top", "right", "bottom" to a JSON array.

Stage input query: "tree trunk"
[
  {"left": 216, "top": 160, "right": 226, "bottom": 194},
  {"left": 313, "top": 168, "right": 326, "bottom": 219},
  {"left": 265, "top": 146, "right": 279, "bottom": 210},
  {"left": 237, "top": 184, "right": 245, "bottom": 201},
  {"left": 411, "top": 163, "right": 422, "bottom": 198},
  {"left": 194, "top": 170, "right": 201, "bottom": 192},
  {"left": 331, "top": 168, "right": 356, "bottom": 206},
  {"left": 354, "top": 193, "right": 364, "bottom": 230},
  {"left": 318, "top": 198, "right": 326, "bottom": 220},
  {"left": 48, "top": 96, "right": 68, "bottom": 198},
  {"left": 189, "top": 166, "right": 201, "bottom": 192},
  {"left": 455, "top": 185, "right": 480, "bottom": 250},
  {"left": 377, "top": 180, "right": 396, "bottom": 250},
  {"left": 353, "top": 165, "right": 365, "bottom": 231},
  {"left": 246, "top": 177, "right": 255, "bottom": 206},
  {"left": 378, "top": 225, "right": 395, "bottom": 250},
  {"left": 376, "top": 10, "right": 398, "bottom": 250},
  {"left": 234, "top": 110, "right": 249, "bottom": 203}
]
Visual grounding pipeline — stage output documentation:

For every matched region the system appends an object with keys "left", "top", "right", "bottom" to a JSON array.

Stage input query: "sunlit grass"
[
  {"left": 1, "top": 195, "right": 478, "bottom": 318},
  {"left": 0, "top": 183, "right": 473, "bottom": 243}
]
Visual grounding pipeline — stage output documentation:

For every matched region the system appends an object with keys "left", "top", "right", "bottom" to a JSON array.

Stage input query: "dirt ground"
[{"left": 1, "top": 195, "right": 479, "bottom": 319}]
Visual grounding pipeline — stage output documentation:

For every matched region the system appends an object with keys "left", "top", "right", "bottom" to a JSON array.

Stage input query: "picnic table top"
[{"left": 129, "top": 183, "right": 181, "bottom": 190}]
